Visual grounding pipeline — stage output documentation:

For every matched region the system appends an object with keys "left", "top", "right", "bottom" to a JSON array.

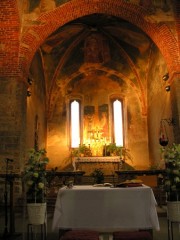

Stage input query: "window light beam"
[
  {"left": 113, "top": 100, "right": 123, "bottom": 146},
  {"left": 71, "top": 100, "right": 80, "bottom": 148}
]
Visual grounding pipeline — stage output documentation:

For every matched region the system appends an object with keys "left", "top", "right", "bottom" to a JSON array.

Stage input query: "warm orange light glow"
[
  {"left": 71, "top": 100, "right": 80, "bottom": 148},
  {"left": 113, "top": 100, "right": 123, "bottom": 146}
]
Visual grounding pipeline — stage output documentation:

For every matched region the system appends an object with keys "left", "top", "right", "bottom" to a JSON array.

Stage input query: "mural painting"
[
  {"left": 23, "top": 0, "right": 71, "bottom": 14},
  {"left": 83, "top": 104, "right": 109, "bottom": 156},
  {"left": 84, "top": 33, "right": 110, "bottom": 64},
  {"left": 22, "top": 0, "right": 70, "bottom": 24}
]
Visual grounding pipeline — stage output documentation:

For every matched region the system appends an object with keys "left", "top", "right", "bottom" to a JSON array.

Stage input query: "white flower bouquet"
[
  {"left": 163, "top": 143, "right": 180, "bottom": 201},
  {"left": 23, "top": 148, "right": 49, "bottom": 203}
]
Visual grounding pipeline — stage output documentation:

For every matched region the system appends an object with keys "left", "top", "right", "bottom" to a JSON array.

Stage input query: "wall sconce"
[
  {"left": 27, "top": 77, "right": 33, "bottom": 85},
  {"left": 162, "top": 73, "right": 169, "bottom": 81},
  {"left": 165, "top": 85, "right": 170, "bottom": 92},
  {"left": 27, "top": 90, "right": 31, "bottom": 97}
]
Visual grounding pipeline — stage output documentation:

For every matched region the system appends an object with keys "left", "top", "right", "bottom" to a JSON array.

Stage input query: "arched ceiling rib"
[
  {"left": 41, "top": 14, "right": 150, "bottom": 118},
  {"left": 20, "top": 1, "right": 179, "bottom": 120}
]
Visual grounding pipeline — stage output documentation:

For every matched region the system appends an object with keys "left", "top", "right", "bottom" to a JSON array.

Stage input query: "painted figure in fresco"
[
  {"left": 40, "top": 0, "right": 56, "bottom": 12},
  {"left": 83, "top": 104, "right": 109, "bottom": 142},
  {"left": 99, "top": 111, "right": 109, "bottom": 139},
  {"left": 84, "top": 33, "right": 111, "bottom": 64},
  {"left": 23, "top": 0, "right": 56, "bottom": 23},
  {"left": 83, "top": 106, "right": 95, "bottom": 141},
  {"left": 85, "top": 35, "right": 102, "bottom": 63}
]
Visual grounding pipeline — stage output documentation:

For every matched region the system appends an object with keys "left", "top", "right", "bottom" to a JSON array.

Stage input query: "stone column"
[{"left": 0, "top": 77, "right": 27, "bottom": 172}]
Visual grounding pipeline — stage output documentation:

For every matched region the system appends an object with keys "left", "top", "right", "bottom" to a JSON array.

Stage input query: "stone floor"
[{"left": 0, "top": 205, "right": 180, "bottom": 240}]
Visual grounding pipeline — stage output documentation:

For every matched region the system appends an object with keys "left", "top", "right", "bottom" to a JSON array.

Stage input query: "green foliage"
[
  {"left": 91, "top": 168, "right": 104, "bottom": 184},
  {"left": 71, "top": 148, "right": 79, "bottom": 157},
  {"left": 108, "top": 143, "right": 116, "bottom": 151},
  {"left": 106, "top": 143, "right": 117, "bottom": 155},
  {"left": 106, "top": 144, "right": 133, "bottom": 162},
  {"left": 46, "top": 167, "right": 58, "bottom": 188},
  {"left": 78, "top": 144, "right": 88, "bottom": 153},
  {"left": 23, "top": 148, "right": 49, "bottom": 203},
  {"left": 71, "top": 144, "right": 91, "bottom": 157},
  {"left": 163, "top": 143, "right": 180, "bottom": 201}
]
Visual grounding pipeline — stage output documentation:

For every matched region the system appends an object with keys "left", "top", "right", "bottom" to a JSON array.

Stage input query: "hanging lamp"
[{"left": 159, "top": 120, "right": 169, "bottom": 146}]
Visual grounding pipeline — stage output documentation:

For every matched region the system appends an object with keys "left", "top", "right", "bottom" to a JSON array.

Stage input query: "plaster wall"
[
  {"left": 26, "top": 52, "right": 47, "bottom": 154},
  {"left": 147, "top": 46, "right": 173, "bottom": 167},
  {"left": 171, "top": 77, "right": 180, "bottom": 143}
]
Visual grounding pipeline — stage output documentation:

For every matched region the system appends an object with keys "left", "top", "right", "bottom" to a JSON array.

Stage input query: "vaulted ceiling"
[
  {"left": 38, "top": 14, "right": 153, "bottom": 117},
  {"left": 41, "top": 13, "right": 151, "bottom": 83}
]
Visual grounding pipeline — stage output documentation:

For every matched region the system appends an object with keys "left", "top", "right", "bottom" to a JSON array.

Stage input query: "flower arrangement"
[
  {"left": 91, "top": 168, "right": 104, "bottom": 184},
  {"left": 23, "top": 148, "right": 49, "bottom": 203},
  {"left": 105, "top": 144, "right": 133, "bottom": 162},
  {"left": 163, "top": 143, "right": 180, "bottom": 201},
  {"left": 71, "top": 144, "right": 91, "bottom": 157}
]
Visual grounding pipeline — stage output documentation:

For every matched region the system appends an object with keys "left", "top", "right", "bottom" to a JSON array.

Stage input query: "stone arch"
[{"left": 19, "top": 0, "right": 179, "bottom": 79}]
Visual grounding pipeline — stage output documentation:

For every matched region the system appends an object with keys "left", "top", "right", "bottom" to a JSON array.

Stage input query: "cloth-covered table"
[{"left": 52, "top": 185, "right": 160, "bottom": 232}]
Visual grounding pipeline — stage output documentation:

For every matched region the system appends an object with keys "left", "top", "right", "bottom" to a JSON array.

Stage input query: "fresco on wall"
[
  {"left": 125, "top": 0, "right": 174, "bottom": 22},
  {"left": 83, "top": 104, "right": 109, "bottom": 156},
  {"left": 22, "top": 0, "right": 71, "bottom": 24},
  {"left": 98, "top": 104, "right": 109, "bottom": 140},
  {"left": 23, "top": 0, "right": 72, "bottom": 14},
  {"left": 84, "top": 105, "right": 109, "bottom": 141},
  {"left": 84, "top": 33, "right": 110, "bottom": 63}
]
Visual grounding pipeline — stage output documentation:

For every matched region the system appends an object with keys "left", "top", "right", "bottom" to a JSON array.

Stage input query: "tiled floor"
[{"left": 0, "top": 206, "right": 180, "bottom": 240}]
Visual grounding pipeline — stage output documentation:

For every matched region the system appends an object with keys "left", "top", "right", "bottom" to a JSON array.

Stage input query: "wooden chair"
[
  {"left": 113, "top": 231, "right": 152, "bottom": 240},
  {"left": 60, "top": 230, "right": 99, "bottom": 240}
]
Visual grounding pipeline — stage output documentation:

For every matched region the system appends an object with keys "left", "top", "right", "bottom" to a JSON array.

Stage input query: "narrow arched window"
[
  {"left": 70, "top": 100, "right": 80, "bottom": 148},
  {"left": 112, "top": 99, "right": 124, "bottom": 146}
]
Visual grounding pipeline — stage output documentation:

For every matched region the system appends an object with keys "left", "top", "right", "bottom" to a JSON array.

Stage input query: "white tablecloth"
[{"left": 52, "top": 185, "right": 160, "bottom": 232}]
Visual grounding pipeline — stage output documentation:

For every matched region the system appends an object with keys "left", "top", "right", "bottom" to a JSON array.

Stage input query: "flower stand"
[
  {"left": 167, "top": 201, "right": 180, "bottom": 240},
  {"left": 27, "top": 203, "right": 47, "bottom": 240}
]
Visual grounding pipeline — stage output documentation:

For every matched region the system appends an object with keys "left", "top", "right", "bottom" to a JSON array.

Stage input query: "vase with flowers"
[
  {"left": 163, "top": 143, "right": 180, "bottom": 201},
  {"left": 163, "top": 143, "right": 180, "bottom": 225},
  {"left": 23, "top": 148, "right": 49, "bottom": 225}
]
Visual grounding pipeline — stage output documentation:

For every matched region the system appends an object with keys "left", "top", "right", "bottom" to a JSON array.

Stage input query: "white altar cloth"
[{"left": 52, "top": 185, "right": 160, "bottom": 232}]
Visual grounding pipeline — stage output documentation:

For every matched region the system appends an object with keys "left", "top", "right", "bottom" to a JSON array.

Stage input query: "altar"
[
  {"left": 73, "top": 156, "right": 122, "bottom": 175},
  {"left": 52, "top": 185, "right": 160, "bottom": 232}
]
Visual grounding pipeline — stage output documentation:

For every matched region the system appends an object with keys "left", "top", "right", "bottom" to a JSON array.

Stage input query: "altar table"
[{"left": 52, "top": 185, "right": 160, "bottom": 232}]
